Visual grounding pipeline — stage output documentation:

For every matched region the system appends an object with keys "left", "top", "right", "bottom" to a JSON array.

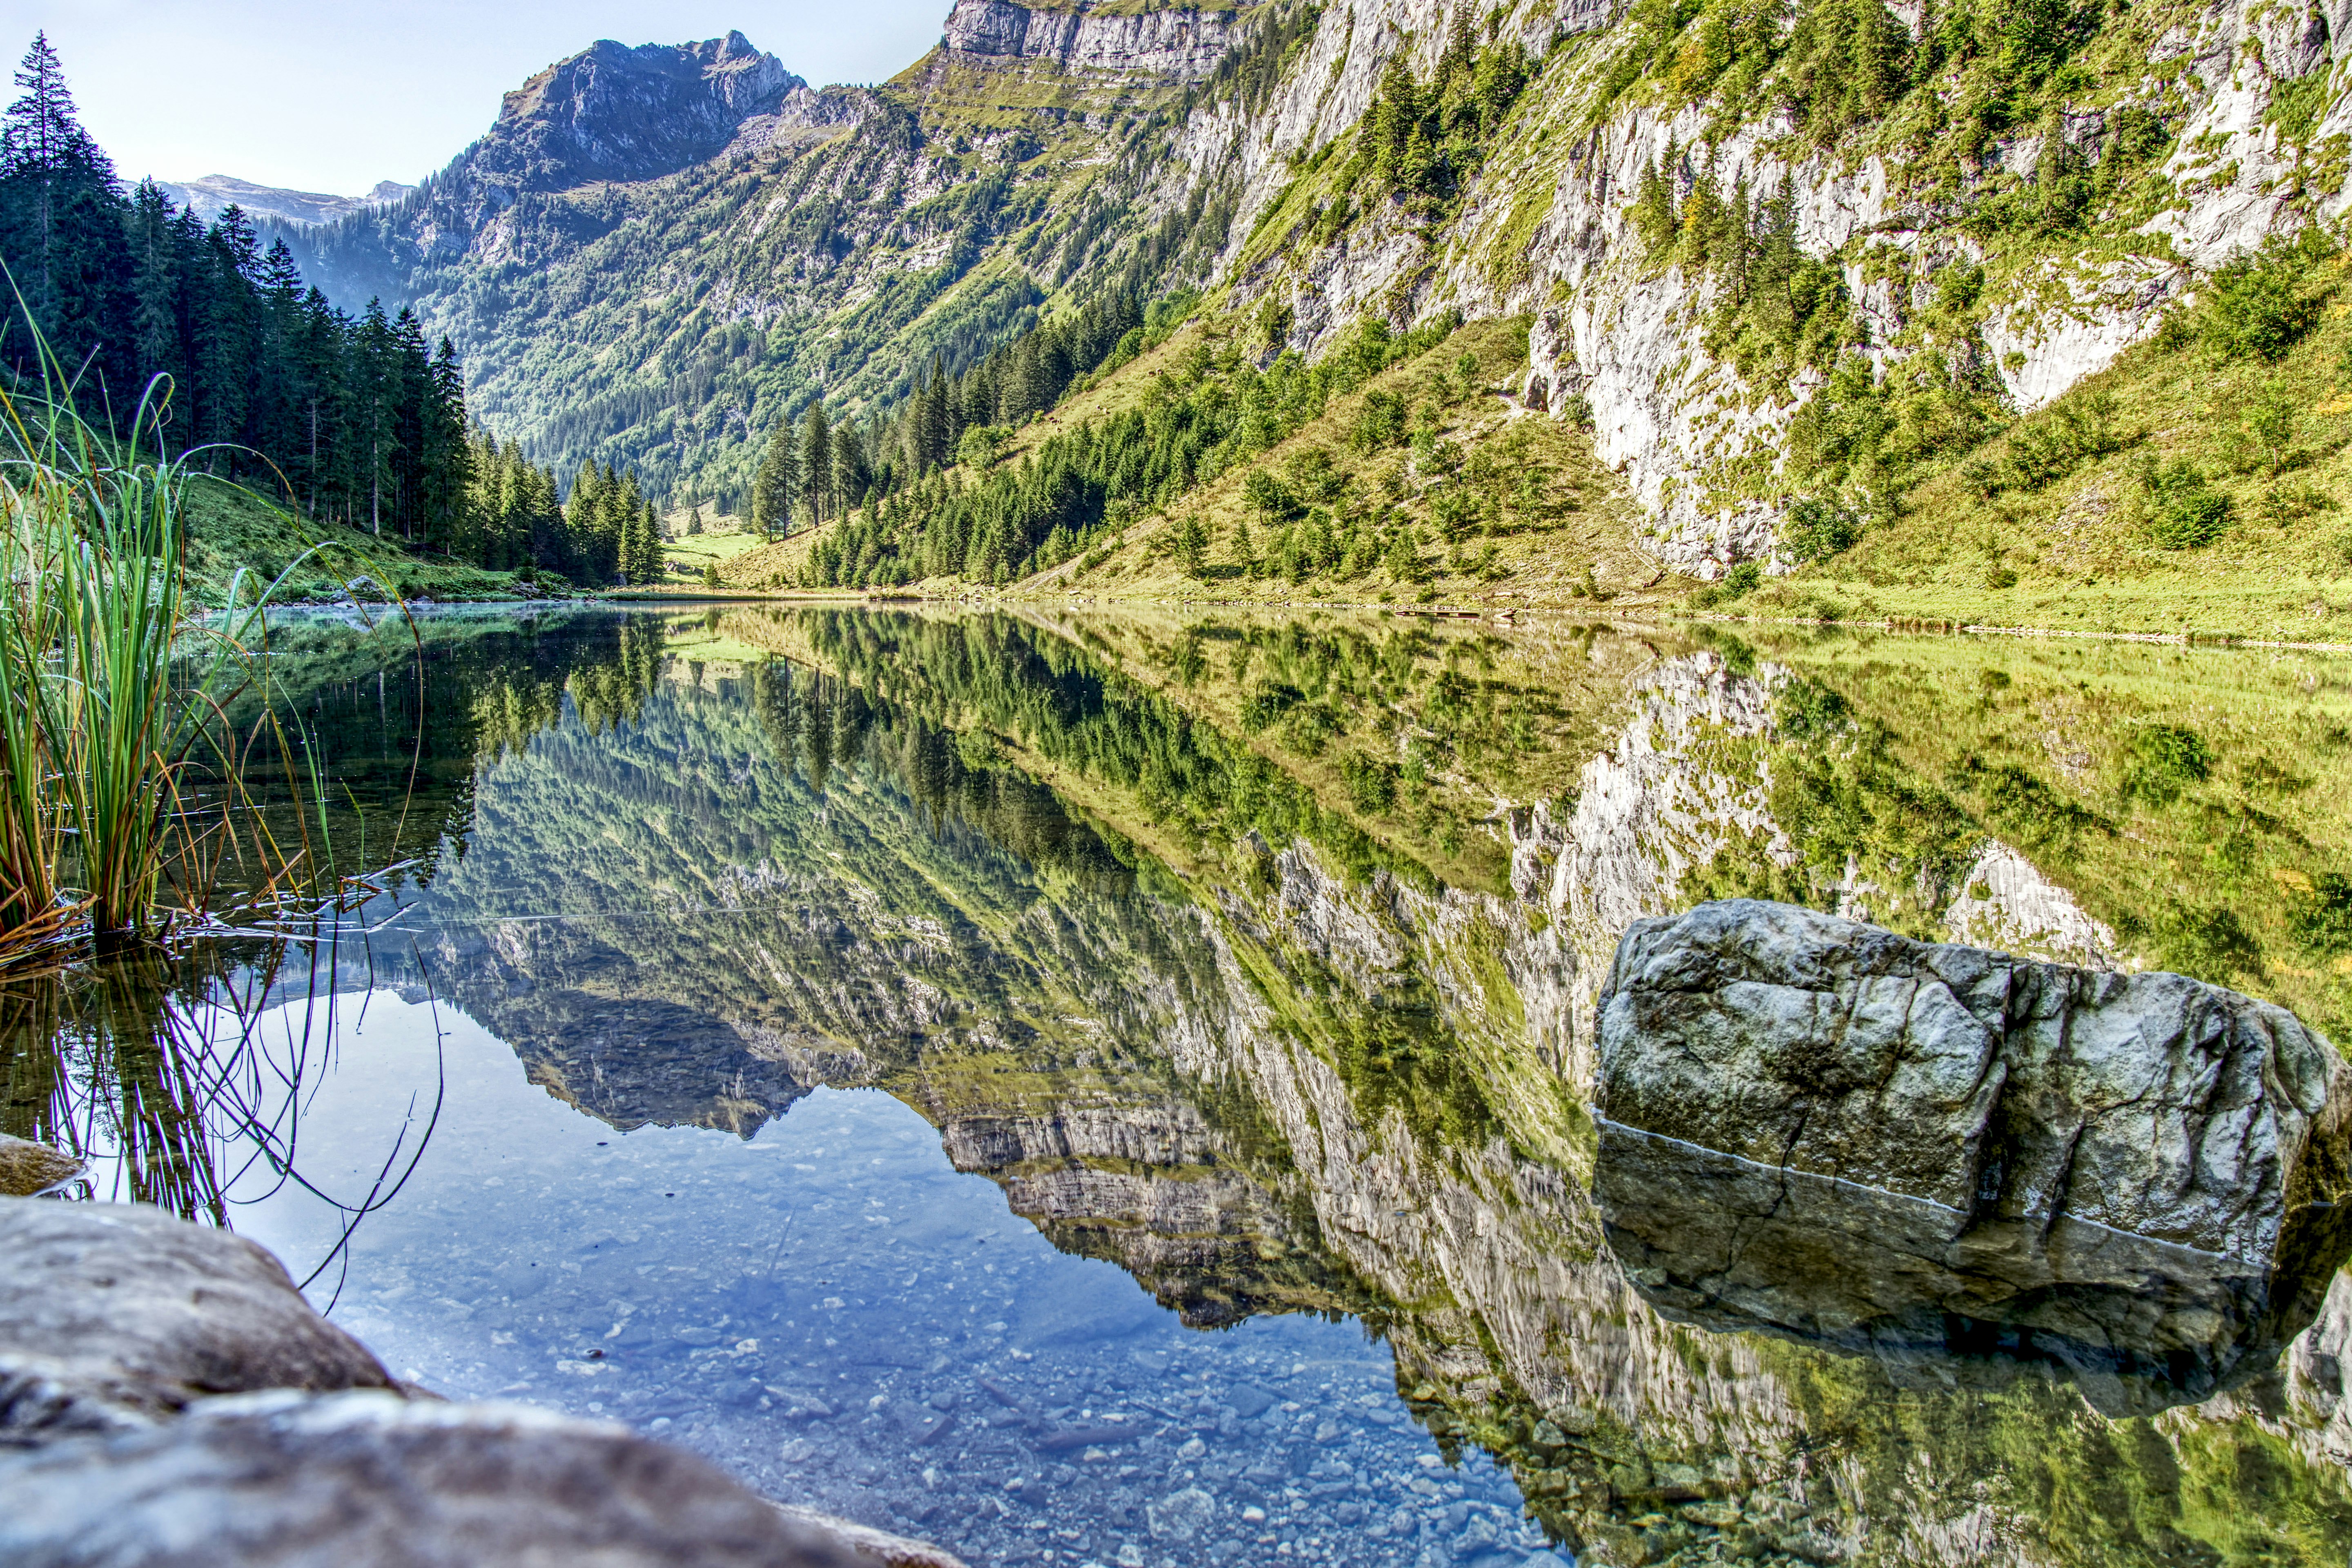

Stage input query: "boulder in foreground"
[
  {"left": 0, "top": 1389, "right": 884, "bottom": 1568},
  {"left": 0, "top": 1196, "right": 398, "bottom": 1444},
  {"left": 1593, "top": 900, "right": 2352, "bottom": 1408},
  {"left": 0, "top": 1198, "right": 962, "bottom": 1566}
]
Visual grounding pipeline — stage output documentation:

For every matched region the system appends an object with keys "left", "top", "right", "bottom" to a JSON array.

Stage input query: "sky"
[{"left": 3, "top": 0, "right": 953, "bottom": 196}]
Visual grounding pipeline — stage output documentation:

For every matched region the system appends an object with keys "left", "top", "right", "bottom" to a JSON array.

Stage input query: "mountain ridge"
[
  {"left": 265, "top": 0, "right": 2352, "bottom": 625},
  {"left": 158, "top": 173, "right": 414, "bottom": 228}
]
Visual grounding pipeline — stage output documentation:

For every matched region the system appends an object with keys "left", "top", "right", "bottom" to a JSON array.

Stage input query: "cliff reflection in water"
[{"left": 24, "top": 604, "right": 2349, "bottom": 1565}]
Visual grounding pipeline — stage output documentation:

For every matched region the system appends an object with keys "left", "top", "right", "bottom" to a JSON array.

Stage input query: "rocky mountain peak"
[
  {"left": 157, "top": 174, "right": 414, "bottom": 229},
  {"left": 474, "top": 32, "right": 805, "bottom": 191}
]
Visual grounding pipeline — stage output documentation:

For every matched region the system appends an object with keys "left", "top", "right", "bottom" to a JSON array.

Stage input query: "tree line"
[
  {"left": 0, "top": 35, "right": 470, "bottom": 548},
  {"left": 798, "top": 315, "right": 1453, "bottom": 589},
  {"left": 461, "top": 436, "right": 662, "bottom": 584},
  {"left": 0, "top": 35, "right": 697, "bottom": 586},
  {"left": 741, "top": 290, "right": 1150, "bottom": 543}
]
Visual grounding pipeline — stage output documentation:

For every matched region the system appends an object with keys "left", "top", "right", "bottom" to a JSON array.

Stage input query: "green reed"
[{"left": 0, "top": 328, "right": 334, "bottom": 960}]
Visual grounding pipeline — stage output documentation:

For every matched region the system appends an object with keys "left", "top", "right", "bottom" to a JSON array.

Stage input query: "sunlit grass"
[{"left": 0, "top": 327, "right": 395, "bottom": 960}]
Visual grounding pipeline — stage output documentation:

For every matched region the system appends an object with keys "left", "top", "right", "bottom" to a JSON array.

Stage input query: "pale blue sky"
[{"left": 4, "top": 1, "right": 952, "bottom": 195}]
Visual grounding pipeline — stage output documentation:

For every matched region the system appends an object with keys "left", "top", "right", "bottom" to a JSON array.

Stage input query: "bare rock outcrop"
[
  {"left": 472, "top": 31, "right": 804, "bottom": 190},
  {"left": 942, "top": 0, "right": 1258, "bottom": 80},
  {"left": 1592, "top": 900, "right": 2352, "bottom": 1407}
]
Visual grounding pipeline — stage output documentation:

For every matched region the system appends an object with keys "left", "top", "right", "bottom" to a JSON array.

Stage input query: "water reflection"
[{"left": 7, "top": 605, "right": 2352, "bottom": 1566}]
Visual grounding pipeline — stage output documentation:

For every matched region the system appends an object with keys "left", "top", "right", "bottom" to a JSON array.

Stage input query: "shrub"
[
  {"left": 1241, "top": 468, "right": 1296, "bottom": 522},
  {"left": 2143, "top": 460, "right": 2232, "bottom": 548},
  {"left": 1239, "top": 680, "right": 1303, "bottom": 733},
  {"left": 2269, "top": 71, "right": 2330, "bottom": 146},
  {"left": 1721, "top": 560, "right": 1764, "bottom": 597},
  {"left": 2119, "top": 723, "right": 2212, "bottom": 807},
  {"left": 956, "top": 729, "right": 1003, "bottom": 770},
  {"left": 1352, "top": 389, "right": 1410, "bottom": 451},
  {"left": 1561, "top": 393, "right": 1594, "bottom": 430},
  {"left": 1784, "top": 496, "right": 1862, "bottom": 563},
  {"left": 1971, "top": 391, "right": 2131, "bottom": 496},
  {"left": 2257, "top": 483, "right": 2334, "bottom": 524},
  {"left": 2289, "top": 871, "right": 2352, "bottom": 955},
  {"left": 2197, "top": 234, "right": 2330, "bottom": 363},
  {"left": 1340, "top": 752, "right": 1399, "bottom": 814},
  {"left": 956, "top": 425, "right": 1012, "bottom": 468},
  {"left": 2241, "top": 379, "right": 2300, "bottom": 474}
]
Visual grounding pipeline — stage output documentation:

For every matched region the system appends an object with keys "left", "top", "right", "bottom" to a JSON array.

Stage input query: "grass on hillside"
[
  {"left": 185, "top": 479, "right": 536, "bottom": 606},
  {"left": 1748, "top": 293, "right": 2352, "bottom": 642},
  {"left": 1033, "top": 317, "right": 1666, "bottom": 608}
]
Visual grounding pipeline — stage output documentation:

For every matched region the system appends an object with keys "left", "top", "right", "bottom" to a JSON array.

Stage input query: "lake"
[{"left": 7, "top": 602, "right": 2352, "bottom": 1567}]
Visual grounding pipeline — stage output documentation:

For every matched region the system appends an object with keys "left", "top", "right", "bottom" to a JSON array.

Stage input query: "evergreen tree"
[
  {"left": 753, "top": 414, "right": 796, "bottom": 539},
  {"left": 801, "top": 401, "right": 833, "bottom": 522}
]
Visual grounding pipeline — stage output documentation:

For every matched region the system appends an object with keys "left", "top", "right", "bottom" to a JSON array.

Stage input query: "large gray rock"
[
  {"left": 0, "top": 1200, "right": 965, "bottom": 1565},
  {"left": 1592, "top": 900, "right": 2352, "bottom": 1407},
  {"left": 0, "top": 1390, "right": 880, "bottom": 1568},
  {"left": 0, "top": 1198, "right": 398, "bottom": 1443}
]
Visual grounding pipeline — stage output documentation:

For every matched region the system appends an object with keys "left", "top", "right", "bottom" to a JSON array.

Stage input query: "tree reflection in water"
[{"left": 0, "top": 931, "right": 444, "bottom": 1303}]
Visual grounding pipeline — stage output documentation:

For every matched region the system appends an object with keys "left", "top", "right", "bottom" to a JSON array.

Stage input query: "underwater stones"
[
  {"left": 0, "top": 1135, "right": 82, "bottom": 1197},
  {"left": 0, "top": 1389, "right": 889, "bottom": 1568},
  {"left": 1592, "top": 900, "right": 2352, "bottom": 1408},
  {"left": 0, "top": 1202, "right": 966, "bottom": 1566},
  {"left": 0, "top": 1197, "right": 399, "bottom": 1443},
  {"left": 1147, "top": 1485, "right": 1216, "bottom": 1540}
]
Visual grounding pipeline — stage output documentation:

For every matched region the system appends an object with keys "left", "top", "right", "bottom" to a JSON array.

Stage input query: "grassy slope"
[
  {"left": 184, "top": 479, "right": 535, "bottom": 606},
  {"left": 1756, "top": 289, "right": 2352, "bottom": 642},
  {"left": 730, "top": 292, "right": 2352, "bottom": 639}
]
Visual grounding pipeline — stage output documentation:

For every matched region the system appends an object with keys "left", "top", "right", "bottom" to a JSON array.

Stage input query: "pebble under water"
[{"left": 217, "top": 994, "right": 1555, "bottom": 1568}]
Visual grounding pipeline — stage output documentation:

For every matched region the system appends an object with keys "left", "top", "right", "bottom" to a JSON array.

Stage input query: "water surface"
[{"left": 9, "top": 604, "right": 2352, "bottom": 1567}]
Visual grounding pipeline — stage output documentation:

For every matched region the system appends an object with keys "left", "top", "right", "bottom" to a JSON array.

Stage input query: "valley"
[{"left": 241, "top": 0, "right": 2352, "bottom": 640}]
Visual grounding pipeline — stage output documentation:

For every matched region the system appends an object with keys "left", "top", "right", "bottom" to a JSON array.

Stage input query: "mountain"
[
  {"left": 157, "top": 173, "right": 414, "bottom": 227},
  {"left": 281, "top": 0, "right": 2352, "bottom": 627}
]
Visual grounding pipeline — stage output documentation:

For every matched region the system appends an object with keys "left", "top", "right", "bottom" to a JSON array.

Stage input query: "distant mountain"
[
  {"left": 277, "top": 0, "right": 2352, "bottom": 602},
  {"left": 466, "top": 29, "right": 806, "bottom": 191},
  {"left": 158, "top": 174, "right": 415, "bottom": 229}
]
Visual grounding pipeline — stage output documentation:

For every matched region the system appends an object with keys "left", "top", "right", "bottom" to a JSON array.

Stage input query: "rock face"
[
  {"left": 942, "top": 0, "right": 1257, "bottom": 79},
  {"left": 0, "top": 1390, "right": 872, "bottom": 1568},
  {"left": 0, "top": 1198, "right": 399, "bottom": 1443},
  {"left": 1592, "top": 900, "right": 2352, "bottom": 1405},
  {"left": 472, "top": 32, "right": 804, "bottom": 190}
]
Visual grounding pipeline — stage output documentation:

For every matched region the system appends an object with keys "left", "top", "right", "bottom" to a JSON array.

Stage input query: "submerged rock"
[
  {"left": 0, "top": 1135, "right": 82, "bottom": 1197},
  {"left": 1592, "top": 900, "right": 2352, "bottom": 1409}
]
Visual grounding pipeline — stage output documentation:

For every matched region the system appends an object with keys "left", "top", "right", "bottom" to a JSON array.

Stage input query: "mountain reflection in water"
[{"left": 7, "top": 604, "right": 2352, "bottom": 1568}]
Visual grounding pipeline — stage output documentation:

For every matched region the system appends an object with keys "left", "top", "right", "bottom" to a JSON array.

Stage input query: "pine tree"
[
  {"left": 801, "top": 401, "right": 833, "bottom": 522},
  {"left": 753, "top": 414, "right": 796, "bottom": 539}
]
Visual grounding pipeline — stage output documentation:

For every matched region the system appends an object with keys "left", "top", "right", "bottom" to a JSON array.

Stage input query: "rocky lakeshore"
[
  {"left": 0, "top": 1197, "right": 962, "bottom": 1568},
  {"left": 1592, "top": 900, "right": 2352, "bottom": 1410}
]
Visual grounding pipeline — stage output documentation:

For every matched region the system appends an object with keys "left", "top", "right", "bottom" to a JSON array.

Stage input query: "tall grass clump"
[{"left": 0, "top": 336, "right": 325, "bottom": 962}]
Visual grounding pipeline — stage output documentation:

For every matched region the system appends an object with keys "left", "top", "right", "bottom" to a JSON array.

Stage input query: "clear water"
[
  {"left": 13, "top": 604, "right": 2352, "bottom": 1567},
  {"left": 217, "top": 996, "right": 1538, "bottom": 1568}
]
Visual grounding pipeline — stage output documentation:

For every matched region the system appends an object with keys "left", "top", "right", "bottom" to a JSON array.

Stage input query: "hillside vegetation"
[{"left": 165, "top": 0, "right": 2352, "bottom": 636}]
